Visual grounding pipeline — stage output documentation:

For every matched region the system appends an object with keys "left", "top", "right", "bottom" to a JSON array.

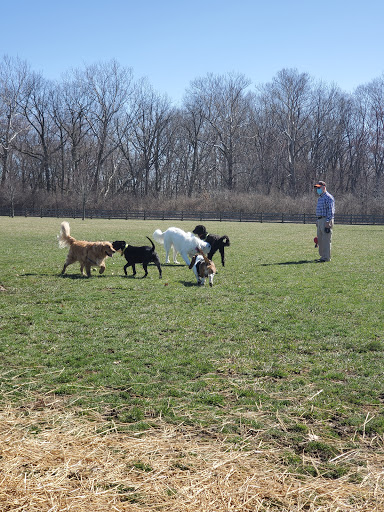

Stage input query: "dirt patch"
[{"left": 0, "top": 399, "right": 383, "bottom": 511}]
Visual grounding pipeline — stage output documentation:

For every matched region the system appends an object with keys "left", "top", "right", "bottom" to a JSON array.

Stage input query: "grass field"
[{"left": 0, "top": 216, "right": 383, "bottom": 510}]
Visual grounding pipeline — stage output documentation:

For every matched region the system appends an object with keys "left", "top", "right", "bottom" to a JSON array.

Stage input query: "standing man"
[{"left": 314, "top": 181, "right": 335, "bottom": 262}]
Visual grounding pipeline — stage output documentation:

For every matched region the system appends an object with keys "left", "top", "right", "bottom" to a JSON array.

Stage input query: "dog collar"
[{"left": 121, "top": 243, "right": 128, "bottom": 255}]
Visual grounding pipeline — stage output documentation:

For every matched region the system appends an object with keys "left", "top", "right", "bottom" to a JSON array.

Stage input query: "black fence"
[{"left": 1, "top": 207, "right": 384, "bottom": 225}]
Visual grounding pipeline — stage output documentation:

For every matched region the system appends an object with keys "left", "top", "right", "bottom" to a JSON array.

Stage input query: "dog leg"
[
  {"left": 142, "top": 263, "right": 148, "bottom": 277},
  {"left": 123, "top": 263, "right": 129, "bottom": 276},
  {"left": 219, "top": 247, "right": 225, "bottom": 267},
  {"left": 99, "top": 264, "right": 106, "bottom": 275},
  {"left": 189, "top": 256, "right": 197, "bottom": 269},
  {"left": 179, "top": 250, "right": 190, "bottom": 266},
  {"left": 62, "top": 254, "right": 76, "bottom": 275},
  {"left": 131, "top": 263, "right": 137, "bottom": 277},
  {"left": 164, "top": 242, "right": 171, "bottom": 263},
  {"left": 172, "top": 245, "right": 179, "bottom": 264},
  {"left": 192, "top": 264, "right": 199, "bottom": 282}
]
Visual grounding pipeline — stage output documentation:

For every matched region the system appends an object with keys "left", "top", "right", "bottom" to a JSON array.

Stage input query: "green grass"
[{"left": 1, "top": 216, "right": 383, "bottom": 471}]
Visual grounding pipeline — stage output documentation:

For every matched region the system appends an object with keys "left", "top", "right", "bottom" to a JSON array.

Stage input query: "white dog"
[{"left": 153, "top": 227, "right": 211, "bottom": 265}]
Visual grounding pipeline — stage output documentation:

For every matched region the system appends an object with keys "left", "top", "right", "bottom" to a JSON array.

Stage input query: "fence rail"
[{"left": 1, "top": 207, "right": 384, "bottom": 225}]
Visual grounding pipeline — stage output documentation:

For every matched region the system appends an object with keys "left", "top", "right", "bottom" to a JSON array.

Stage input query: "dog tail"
[
  {"left": 220, "top": 235, "right": 230, "bottom": 247},
  {"left": 58, "top": 221, "right": 74, "bottom": 248},
  {"left": 152, "top": 229, "right": 164, "bottom": 245},
  {"left": 146, "top": 236, "right": 156, "bottom": 250}
]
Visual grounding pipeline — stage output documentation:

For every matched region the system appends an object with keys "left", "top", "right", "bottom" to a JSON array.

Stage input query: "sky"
[{"left": 1, "top": 0, "right": 384, "bottom": 105}]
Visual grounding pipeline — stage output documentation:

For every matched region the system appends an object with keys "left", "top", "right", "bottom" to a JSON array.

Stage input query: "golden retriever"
[{"left": 58, "top": 221, "right": 115, "bottom": 277}]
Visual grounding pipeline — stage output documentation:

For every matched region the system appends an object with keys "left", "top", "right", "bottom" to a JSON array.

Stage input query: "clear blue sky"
[{"left": 1, "top": 0, "right": 383, "bottom": 104}]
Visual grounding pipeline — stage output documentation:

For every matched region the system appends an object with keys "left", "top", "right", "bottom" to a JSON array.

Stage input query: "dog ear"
[
  {"left": 198, "top": 262, "right": 206, "bottom": 278},
  {"left": 105, "top": 242, "right": 115, "bottom": 255}
]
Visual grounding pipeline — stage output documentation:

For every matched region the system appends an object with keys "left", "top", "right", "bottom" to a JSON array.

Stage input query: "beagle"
[{"left": 189, "top": 249, "right": 217, "bottom": 287}]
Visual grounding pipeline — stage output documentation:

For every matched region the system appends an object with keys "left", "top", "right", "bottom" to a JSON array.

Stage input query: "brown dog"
[
  {"left": 189, "top": 248, "right": 217, "bottom": 287},
  {"left": 58, "top": 221, "right": 115, "bottom": 277}
]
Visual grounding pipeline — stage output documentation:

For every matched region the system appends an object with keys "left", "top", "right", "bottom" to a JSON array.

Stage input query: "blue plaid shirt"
[{"left": 316, "top": 191, "right": 335, "bottom": 222}]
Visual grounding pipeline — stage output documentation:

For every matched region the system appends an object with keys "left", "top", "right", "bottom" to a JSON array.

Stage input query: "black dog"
[
  {"left": 192, "top": 225, "right": 230, "bottom": 267},
  {"left": 112, "top": 237, "right": 162, "bottom": 278}
]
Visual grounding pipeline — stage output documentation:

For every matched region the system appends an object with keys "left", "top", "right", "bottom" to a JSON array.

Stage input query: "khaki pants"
[{"left": 316, "top": 217, "right": 333, "bottom": 261}]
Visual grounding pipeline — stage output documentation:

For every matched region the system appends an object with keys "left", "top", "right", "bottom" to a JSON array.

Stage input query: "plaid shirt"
[{"left": 316, "top": 191, "right": 335, "bottom": 222}]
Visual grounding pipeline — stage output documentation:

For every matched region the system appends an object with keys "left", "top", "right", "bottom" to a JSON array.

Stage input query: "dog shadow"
[
  {"left": 59, "top": 273, "right": 105, "bottom": 279},
  {"left": 19, "top": 272, "right": 52, "bottom": 277},
  {"left": 120, "top": 274, "right": 156, "bottom": 279},
  {"left": 180, "top": 280, "right": 199, "bottom": 287},
  {"left": 164, "top": 263, "right": 188, "bottom": 267},
  {"left": 19, "top": 272, "right": 93, "bottom": 280},
  {"left": 260, "top": 259, "right": 318, "bottom": 266}
]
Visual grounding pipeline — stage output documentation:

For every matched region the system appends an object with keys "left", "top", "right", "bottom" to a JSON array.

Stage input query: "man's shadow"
[{"left": 260, "top": 259, "right": 318, "bottom": 266}]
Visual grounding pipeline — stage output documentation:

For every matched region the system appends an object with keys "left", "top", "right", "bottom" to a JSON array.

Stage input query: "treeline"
[{"left": 0, "top": 55, "right": 383, "bottom": 214}]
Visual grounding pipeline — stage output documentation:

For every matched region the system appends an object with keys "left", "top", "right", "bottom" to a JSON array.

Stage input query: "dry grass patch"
[{"left": 1, "top": 398, "right": 383, "bottom": 512}]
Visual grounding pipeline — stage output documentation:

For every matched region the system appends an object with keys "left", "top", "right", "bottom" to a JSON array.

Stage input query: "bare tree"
[
  {"left": 51, "top": 75, "right": 94, "bottom": 206},
  {"left": 306, "top": 84, "right": 349, "bottom": 189},
  {"left": 77, "top": 60, "right": 133, "bottom": 193},
  {"left": 178, "top": 87, "right": 217, "bottom": 196},
  {"left": 125, "top": 79, "right": 173, "bottom": 196},
  {"left": 258, "top": 69, "right": 314, "bottom": 195},
  {"left": 187, "top": 72, "right": 252, "bottom": 191},
  {"left": 355, "top": 77, "right": 384, "bottom": 193},
  {"left": 0, "top": 56, "right": 29, "bottom": 195},
  {"left": 247, "top": 92, "right": 280, "bottom": 193},
  {"left": 16, "top": 72, "right": 61, "bottom": 194}
]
